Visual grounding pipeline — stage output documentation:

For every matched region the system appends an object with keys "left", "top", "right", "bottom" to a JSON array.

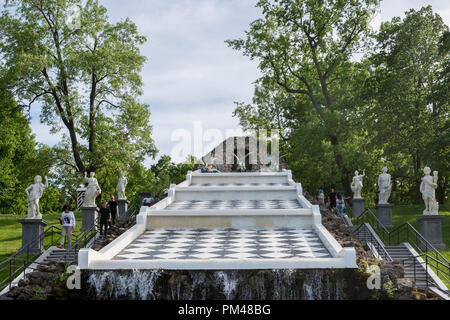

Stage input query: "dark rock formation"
[{"left": 195, "top": 136, "right": 289, "bottom": 172}]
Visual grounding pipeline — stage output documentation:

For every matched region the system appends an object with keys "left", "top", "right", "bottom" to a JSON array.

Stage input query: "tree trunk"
[
  {"left": 330, "top": 135, "right": 351, "bottom": 195},
  {"left": 412, "top": 153, "right": 422, "bottom": 204}
]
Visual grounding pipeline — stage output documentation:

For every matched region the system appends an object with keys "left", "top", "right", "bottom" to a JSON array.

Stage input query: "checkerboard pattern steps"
[
  {"left": 164, "top": 200, "right": 302, "bottom": 210},
  {"left": 114, "top": 228, "right": 331, "bottom": 260},
  {"left": 190, "top": 183, "right": 290, "bottom": 187}
]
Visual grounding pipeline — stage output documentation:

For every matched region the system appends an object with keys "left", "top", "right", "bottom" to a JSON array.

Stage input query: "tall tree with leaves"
[
  {"left": 362, "top": 6, "right": 449, "bottom": 203},
  {"left": 0, "top": 91, "right": 56, "bottom": 214},
  {"left": 227, "top": 0, "right": 379, "bottom": 194},
  {"left": 0, "top": 0, "right": 156, "bottom": 175}
]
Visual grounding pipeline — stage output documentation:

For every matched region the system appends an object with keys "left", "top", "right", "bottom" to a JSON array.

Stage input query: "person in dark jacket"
[
  {"left": 108, "top": 195, "right": 118, "bottom": 226},
  {"left": 99, "top": 201, "right": 111, "bottom": 236}
]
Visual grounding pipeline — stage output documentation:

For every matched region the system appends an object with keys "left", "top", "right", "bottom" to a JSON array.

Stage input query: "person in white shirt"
[{"left": 58, "top": 205, "right": 76, "bottom": 249}]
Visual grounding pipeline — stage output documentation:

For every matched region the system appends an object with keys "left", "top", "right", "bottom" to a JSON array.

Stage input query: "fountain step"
[
  {"left": 79, "top": 171, "right": 358, "bottom": 271},
  {"left": 97, "top": 227, "right": 347, "bottom": 269},
  {"left": 191, "top": 172, "right": 290, "bottom": 186},
  {"left": 165, "top": 200, "right": 303, "bottom": 210},
  {"left": 174, "top": 188, "right": 298, "bottom": 201},
  {"left": 190, "top": 182, "right": 290, "bottom": 187},
  {"left": 146, "top": 209, "right": 314, "bottom": 229}
]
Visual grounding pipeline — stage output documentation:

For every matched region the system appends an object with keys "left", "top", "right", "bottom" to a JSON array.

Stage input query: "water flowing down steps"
[{"left": 79, "top": 171, "right": 357, "bottom": 270}]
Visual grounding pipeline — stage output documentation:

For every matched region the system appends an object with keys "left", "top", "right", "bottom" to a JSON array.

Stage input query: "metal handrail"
[
  {"left": 398, "top": 252, "right": 450, "bottom": 289},
  {"left": 348, "top": 205, "right": 449, "bottom": 290},
  {"left": 0, "top": 217, "right": 99, "bottom": 292},
  {"left": 388, "top": 222, "right": 449, "bottom": 265},
  {"left": 1, "top": 201, "right": 141, "bottom": 293},
  {"left": 354, "top": 223, "right": 393, "bottom": 261}
]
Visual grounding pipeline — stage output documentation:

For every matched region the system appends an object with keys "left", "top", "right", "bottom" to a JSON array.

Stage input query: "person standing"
[
  {"left": 99, "top": 201, "right": 111, "bottom": 236},
  {"left": 336, "top": 194, "right": 345, "bottom": 218},
  {"left": 328, "top": 188, "right": 337, "bottom": 210},
  {"left": 58, "top": 205, "right": 76, "bottom": 249},
  {"left": 108, "top": 195, "right": 118, "bottom": 226}
]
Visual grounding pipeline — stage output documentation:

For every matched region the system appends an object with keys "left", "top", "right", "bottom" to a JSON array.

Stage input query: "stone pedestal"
[
  {"left": 376, "top": 203, "right": 393, "bottom": 228},
  {"left": 352, "top": 198, "right": 365, "bottom": 218},
  {"left": 18, "top": 219, "right": 48, "bottom": 254},
  {"left": 117, "top": 199, "right": 130, "bottom": 221},
  {"left": 416, "top": 215, "right": 446, "bottom": 250},
  {"left": 81, "top": 206, "right": 98, "bottom": 232}
]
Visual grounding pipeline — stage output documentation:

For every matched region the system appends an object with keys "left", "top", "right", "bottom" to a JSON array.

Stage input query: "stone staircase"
[
  {"left": 348, "top": 217, "right": 448, "bottom": 295},
  {"left": 44, "top": 248, "right": 78, "bottom": 263},
  {"left": 79, "top": 170, "right": 358, "bottom": 271},
  {"left": 148, "top": 171, "right": 314, "bottom": 229},
  {"left": 385, "top": 244, "right": 429, "bottom": 289}
]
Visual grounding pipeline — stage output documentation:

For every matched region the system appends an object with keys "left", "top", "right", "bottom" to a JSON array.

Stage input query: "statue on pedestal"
[
  {"left": 378, "top": 167, "right": 392, "bottom": 204},
  {"left": 82, "top": 172, "right": 101, "bottom": 207},
  {"left": 420, "top": 167, "right": 439, "bottom": 215},
  {"left": 25, "top": 176, "right": 48, "bottom": 219},
  {"left": 351, "top": 169, "right": 365, "bottom": 199},
  {"left": 116, "top": 172, "right": 128, "bottom": 200}
]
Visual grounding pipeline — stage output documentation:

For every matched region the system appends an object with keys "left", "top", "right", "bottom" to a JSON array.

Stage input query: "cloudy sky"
[{"left": 18, "top": 0, "right": 450, "bottom": 165}]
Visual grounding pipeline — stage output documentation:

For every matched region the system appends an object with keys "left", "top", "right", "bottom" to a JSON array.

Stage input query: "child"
[
  {"left": 99, "top": 201, "right": 111, "bottom": 236},
  {"left": 58, "top": 205, "right": 76, "bottom": 249}
]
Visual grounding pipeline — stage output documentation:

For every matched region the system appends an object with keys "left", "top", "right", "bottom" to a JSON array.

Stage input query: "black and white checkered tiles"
[
  {"left": 114, "top": 228, "right": 330, "bottom": 260},
  {"left": 191, "top": 183, "right": 289, "bottom": 187},
  {"left": 165, "top": 200, "right": 302, "bottom": 210}
]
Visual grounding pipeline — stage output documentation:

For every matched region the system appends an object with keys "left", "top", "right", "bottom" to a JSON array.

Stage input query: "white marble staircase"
[{"left": 79, "top": 170, "right": 357, "bottom": 270}]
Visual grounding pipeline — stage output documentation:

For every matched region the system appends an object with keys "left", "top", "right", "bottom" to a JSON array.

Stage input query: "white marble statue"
[
  {"left": 420, "top": 167, "right": 439, "bottom": 215},
  {"left": 116, "top": 172, "right": 128, "bottom": 200},
  {"left": 82, "top": 172, "right": 101, "bottom": 207},
  {"left": 25, "top": 175, "right": 48, "bottom": 219},
  {"left": 351, "top": 169, "right": 366, "bottom": 199},
  {"left": 378, "top": 167, "right": 392, "bottom": 204}
]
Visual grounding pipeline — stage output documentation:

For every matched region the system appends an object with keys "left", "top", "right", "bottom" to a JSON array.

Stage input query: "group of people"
[
  {"left": 318, "top": 188, "right": 348, "bottom": 218},
  {"left": 58, "top": 195, "right": 119, "bottom": 249}
]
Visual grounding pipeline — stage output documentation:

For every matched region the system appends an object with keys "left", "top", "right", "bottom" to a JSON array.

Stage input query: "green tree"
[
  {"left": 362, "top": 6, "right": 449, "bottom": 203},
  {"left": 227, "top": 0, "right": 379, "bottom": 194},
  {"left": 0, "top": 93, "right": 56, "bottom": 214},
  {"left": 0, "top": 0, "right": 157, "bottom": 176}
]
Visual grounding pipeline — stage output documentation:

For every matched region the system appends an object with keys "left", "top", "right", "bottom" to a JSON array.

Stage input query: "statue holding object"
[
  {"left": 351, "top": 169, "right": 365, "bottom": 199},
  {"left": 82, "top": 172, "right": 101, "bottom": 207},
  {"left": 420, "top": 167, "right": 439, "bottom": 215},
  {"left": 25, "top": 175, "right": 48, "bottom": 219}
]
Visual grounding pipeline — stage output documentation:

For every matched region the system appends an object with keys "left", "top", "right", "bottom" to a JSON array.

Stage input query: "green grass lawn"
[
  {"left": 0, "top": 211, "right": 83, "bottom": 263},
  {"left": 391, "top": 203, "right": 450, "bottom": 262},
  {"left": 390, "top": 203, "right": 450, "bottom": 288}
]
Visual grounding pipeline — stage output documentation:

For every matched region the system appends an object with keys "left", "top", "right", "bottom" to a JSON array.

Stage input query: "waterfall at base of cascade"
[{"left": 83, "top": 269, "right": 358, "bottom": 300}]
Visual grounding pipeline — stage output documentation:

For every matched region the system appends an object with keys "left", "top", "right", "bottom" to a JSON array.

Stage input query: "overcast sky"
[{"left": 15, "top": 0, "right": 450, "bottom": 165}]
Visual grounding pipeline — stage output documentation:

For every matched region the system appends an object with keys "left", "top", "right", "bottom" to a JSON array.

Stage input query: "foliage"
[
  {"left": 227, "top": 0, "right": 379, "bottom": 194},
  {"left": 362, "top": 6, "right": 449, "bottom": 203},
  {"left": 0, "top": 0, "right": 157, "bottom": 176},
  {"left": 229, "top": 2, "right": 449, "bottom": 204},
  {"left": 0, "top": 93, "right": 57, "bottom": 214}
]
